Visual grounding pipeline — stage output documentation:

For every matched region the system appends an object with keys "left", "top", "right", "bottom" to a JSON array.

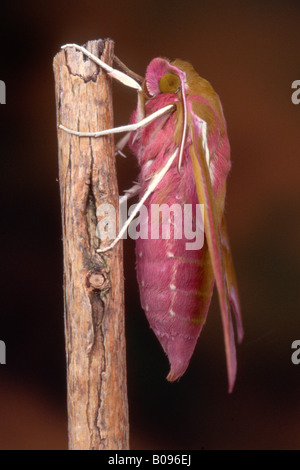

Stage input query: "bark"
[{"left": 53, "top": 39, "right": 129, "bottom": 450}]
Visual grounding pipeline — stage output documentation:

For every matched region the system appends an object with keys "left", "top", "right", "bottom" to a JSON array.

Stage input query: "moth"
[{"left": 60, "top": 44, "right": 244, "bottom": 392}]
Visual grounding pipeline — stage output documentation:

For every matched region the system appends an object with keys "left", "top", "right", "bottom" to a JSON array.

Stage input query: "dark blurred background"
[{"left": 0, "top": 0, "right": 299, "bottom": 450}]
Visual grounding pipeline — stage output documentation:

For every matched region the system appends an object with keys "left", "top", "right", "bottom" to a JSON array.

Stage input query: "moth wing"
[
  {"left": 189, "top": 122, "right": 237, "bottom": 393},
  {"left": 221, "top": 217, "right": 244, "bottom": 343}
]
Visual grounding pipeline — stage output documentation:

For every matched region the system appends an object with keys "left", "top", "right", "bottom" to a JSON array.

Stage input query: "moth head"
[
  {"left": 144, "top": 58, "right": 182, "bottom": 98},
  {"left": 144, "top": 58, "right": 188, "bottom": 175}
]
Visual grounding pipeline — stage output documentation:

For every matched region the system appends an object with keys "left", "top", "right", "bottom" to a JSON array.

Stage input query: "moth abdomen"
[{"left": 136, "top": 232, "right": 214, "bottom": 381}]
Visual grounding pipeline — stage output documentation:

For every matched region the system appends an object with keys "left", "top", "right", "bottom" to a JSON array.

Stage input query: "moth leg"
[
  {"left": 59, "top": 104, "right": 174, "bottom": 137},
  {"left": 97, "top": 149, "right": 178, "bottom": 253},
  {"left": 113, "top": 55, "right": 143, "bottom": 84},
  {"left": 61, "top": 44, "right": 176, "bottom": 137},
  {"left": 62, "top": 43, "right": 146, "bottom": 122},
  {"left": 115, "top": 132, "right": 131, "bottom": 158},
  {"left": 116, "top": 182, "right": 141, "bottom": 233},
  {"left": 62, "top": 43, "right": 142, "bottom": 91},
  {"left": 119, "top": 183, "right": 141, "bottom": 206}
]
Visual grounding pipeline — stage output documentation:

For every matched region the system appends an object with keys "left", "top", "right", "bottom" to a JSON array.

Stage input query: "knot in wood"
[{"left": 86, "top": 270, "right": 107, "bottom": 291}]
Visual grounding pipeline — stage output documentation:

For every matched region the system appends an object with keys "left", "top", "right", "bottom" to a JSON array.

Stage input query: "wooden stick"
[{"left": 53, "top": 39, "right": 129, "bottom": 450}]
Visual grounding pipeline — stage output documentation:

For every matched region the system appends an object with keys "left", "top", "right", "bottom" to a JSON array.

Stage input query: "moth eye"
[{"left": 159, "top": 73, "right": 181, "bottom": 93}]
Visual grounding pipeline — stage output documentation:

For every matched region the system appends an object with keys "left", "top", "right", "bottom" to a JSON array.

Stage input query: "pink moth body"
[{"left": 129, "top": 58, "right": 232, "bottom": 381}]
